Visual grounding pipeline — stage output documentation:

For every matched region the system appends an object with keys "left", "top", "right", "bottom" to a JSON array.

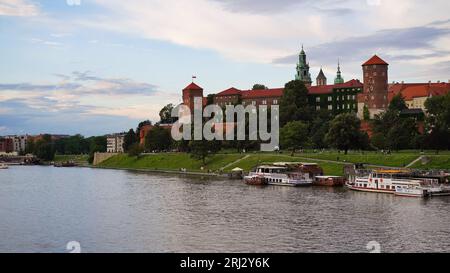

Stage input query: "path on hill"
[
  {"left": 220, "top": 155, "right": 250, "bottom": 171},
  {"left": 405, "top": 156, "right": 424, "bottom": 168}
]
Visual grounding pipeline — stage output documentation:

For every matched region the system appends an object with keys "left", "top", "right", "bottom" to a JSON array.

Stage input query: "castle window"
[
  {"left": 262, "top": 100, "right": 267, "bottom": 105},
  {"left": 316, "top": 106, "right": 321, "bottom": 110},
  {"left": 316, "top": 97, "right": 320, "bottom": 102},
  {"left": 373, "top": 72, "right": 377, "bottom": 76},
  {"left": 328, "top": 96, "right": 332, "bottom": 102},
  {"left": 273, "top": 99, "right": 278, "bottom": 104},
  {"left": 252, "top": 101, "right": 256, "bottom": 106},
  {"left": 328, "top": 105, "right": 333, "bottom": 110}
]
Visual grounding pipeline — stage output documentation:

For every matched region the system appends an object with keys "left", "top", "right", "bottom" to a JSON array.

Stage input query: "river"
[{"left": 1, "top": 166, "right": 449, "bottom": 253}]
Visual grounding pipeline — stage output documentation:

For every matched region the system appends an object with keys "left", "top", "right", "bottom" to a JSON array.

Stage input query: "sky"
[{"left": 0, "top": 0, "right": 449, "bottom": 136}]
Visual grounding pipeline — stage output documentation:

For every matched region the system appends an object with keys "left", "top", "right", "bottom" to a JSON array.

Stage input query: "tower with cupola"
[
  {"left": 295, "top": 46, "right": 312, "bottom": 87},
  {"left": 334, "top": 61, "right": 345, "bottom": 84}
]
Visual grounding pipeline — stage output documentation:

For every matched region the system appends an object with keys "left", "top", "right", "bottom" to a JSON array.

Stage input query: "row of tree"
[{"left": 26, "top": 134, "right": 107, "bottom": 162}]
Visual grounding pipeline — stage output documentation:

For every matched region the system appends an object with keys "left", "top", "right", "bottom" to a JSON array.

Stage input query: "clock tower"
[{"left": 358, "top": 55, "right": 389, "bottom": 119}]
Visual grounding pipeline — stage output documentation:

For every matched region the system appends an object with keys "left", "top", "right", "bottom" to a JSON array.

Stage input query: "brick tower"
[
  {"left": 358, "top": 55, "right": 389, "bottom": 118},
  {"left": 182, "top": 82, "right": 204, "bottom": 112}
]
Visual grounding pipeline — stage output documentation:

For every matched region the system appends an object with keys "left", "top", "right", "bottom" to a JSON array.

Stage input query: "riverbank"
[{"left": 56, "top": 151, "right": 450, "bottom": 177}]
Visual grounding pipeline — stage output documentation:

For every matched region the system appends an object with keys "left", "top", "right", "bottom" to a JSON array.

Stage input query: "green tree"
[
  {"left": 325, "top": 113, "right": 365, "bottom": 154},
  {"left": 252, "top": 84, "right": 268, "bottom": 90},
  {"left": 145, "top": 126, "right": 172, "bottom": 152},
  {"left": 280, "top": 121, "right": 310, "bottom": 156},
  {"left": 389, "top": 93, "right": 408, "bottom": 112},
  {"left": 159, "top": 104, "right": 176, "bottom": 124},
  {"left": 127, "top": 143, "right": 144, "bottom": 158},
  {"left": 87, "top": 136, "right": 107, "bottom": 164},
  {"left": 189, "top": 139, "right": 221, "bottom": 165},
  {"left": 279, "top": 80, "right": 313, "bottom": 126},
  {"left": 34, "top": 134, "right": 55, "bottom": 161},
  {"left": 123, "top": 129, "right": 138, "bottom": 152},
  {"left": 424, "top": 92, "right": 450, "bottom": 150},
  {"left": 363, "top": 105, "right": 371, "bottom": 121}
]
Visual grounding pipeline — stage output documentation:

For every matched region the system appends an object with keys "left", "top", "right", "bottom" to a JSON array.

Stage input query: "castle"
[{"left": 181, "top": 47, "right": 449, "bottom": 119}]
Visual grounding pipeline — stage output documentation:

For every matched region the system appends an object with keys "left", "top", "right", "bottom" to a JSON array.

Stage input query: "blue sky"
[{"left": 0, "top": 0, "right": 449, "bottom": 136}]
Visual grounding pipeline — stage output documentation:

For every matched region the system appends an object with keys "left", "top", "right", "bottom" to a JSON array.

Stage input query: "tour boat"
[
  {"left": 314, "top": 176, "right": 346, "bottom": 187},
  {"left": 0, "top": 163, "right": 8, "bottom": 169},
  {"left": 394, "top": 186, "right": 429, "bottom": 198},
  {"left": 244, "top": 164, "right": 313, "bottom": 187},
  {"left": 346, "top": 168, "right": 449, "bottom": 197}
]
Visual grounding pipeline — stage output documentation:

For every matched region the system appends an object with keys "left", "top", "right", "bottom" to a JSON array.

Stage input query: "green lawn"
[
  {"left": 223, "top": 154, "right": 345, "bottom": 176},
  {"left": 411, "top": 156, "right": 450, "bottom": 170},
  {"left": 287, "top": 151, "right": 419, "bottom": 167},
  {"left": 99, "top": 153, "right": 245, "bottom": 173},
  {"left": 54, "top": 155, "right": 89, "bottom": 164}
]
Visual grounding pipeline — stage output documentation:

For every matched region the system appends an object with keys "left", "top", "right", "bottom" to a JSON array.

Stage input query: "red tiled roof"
[
  {"left": 308, "top": 79, "right": 363, "bottom": 95},
  {"left": 363, "top": 55, "right": 389, "bottom": 66},
  {"left": 216, "top": 87, "right": 242, "bottom": 96},
  {"left": 183, "top": 82, "right": 203, "bottom": 91},
  {"left": 388, "top": 82, "right": 450, "bottom": 101},
  {"left": 241, "top": 88, "right": 284, "bottom": 99}
]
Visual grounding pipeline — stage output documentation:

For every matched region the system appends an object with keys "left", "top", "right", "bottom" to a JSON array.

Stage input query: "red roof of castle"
[
  {"left": 216, "top": 87, "right": 242, "bottom": 96},
  {"left": 388, "top": 82, "right": 450, "bottom": 101},
  {"left": 241, "top": 88, "right": 284, "bottom": 99},
  {"left": 363, "top": 55, "right": 389, "bottom": 66},
  {"left": 183, "top": 82, "right": 203, "bottom": 91},
  {"left": 308, "top": 79, "right": 363, "bottom": 95}
]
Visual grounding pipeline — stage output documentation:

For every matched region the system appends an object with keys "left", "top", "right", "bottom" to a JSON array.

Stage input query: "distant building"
[
  {"left": 106, "top": 134, "right": 125, "bottom": 153},
  {"left": 5, "top": 135, "right": 28, "bottom": 153},
  {"left": 0, "top": 138, "right": 14, "bottom": 154}
]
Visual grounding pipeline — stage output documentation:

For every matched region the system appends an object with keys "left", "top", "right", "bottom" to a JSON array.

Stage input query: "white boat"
[
  {"left": 395, "top": 187, "right": 429, "bottom": 198},
  {"left": 0, "top": 163, "right": 8, "bottom": 169},
  {"left": 246, "top": 165, "right": 313, "bottom": 187},
  {"left": 347, "top": 169, "right": 448, "bottom": 198}
]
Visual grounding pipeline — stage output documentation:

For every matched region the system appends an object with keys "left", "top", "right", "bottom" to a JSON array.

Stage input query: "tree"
[
  {"left": 145, "top": 126, "right": 172, "bottom": 152},
  {"left": 389, "top": 93, "right": 408, "bottom": 112},
  {"left": 280, "top": 121, "right": 310, "bottom": 156},
  {"left": 127, "top": 143, "right": 144, "bottom": 158},
  {"left": 123, "top": 129, "right": 138, "bottom": 152},
  {"left": 189, "top": 139, "right": 221, "bottom": 165},
  {"left": 159, "top": 104, "right": 177, "bottom": 124},
  {"left": 363, "top": 105, "right": 371, "bottom": 121},
  {"left": 424, "top": 92, "right": 450, "bottom": 150},
  {"left": 252, "top": 84, "right": 268, "bottom": 90},
  {"left": 279, "top": 80, "right": 313, "bottom": 126},
  {"left": 325, "top": 113, "right": 365, "bottom": 154},
  {"left": 385, "top": 118, "right": 419, "bottom": 150},
  {"left": 87, "top": 136, "right": 107, "bottom": 164},
  {"left": 34, "top": 134, "right": 55, "bottom": 161}
]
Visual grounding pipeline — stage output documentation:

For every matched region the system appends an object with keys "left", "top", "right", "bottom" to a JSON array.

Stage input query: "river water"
[{"left": 1, "top": 166, "right": 449, "bottom": 253}]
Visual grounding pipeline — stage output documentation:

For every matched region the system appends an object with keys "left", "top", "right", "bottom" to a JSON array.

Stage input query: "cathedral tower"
[
  {"left": 295, "top": 46, "right": 312, "bottom": 86},
  {"left": 334, "top": 61, "right": 344, "bottom": 84}
]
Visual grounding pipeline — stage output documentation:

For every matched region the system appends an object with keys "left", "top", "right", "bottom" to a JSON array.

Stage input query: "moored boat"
[
  {"left": 314, "top": 176, "right": 346, "bottom": 187},
  {"left": 0, "top": 163, "right": 8, "bottom": 169},
  {"left": 394, "top": 187, "right": 429, "bottom": 198},
  {"left": 244, "top": 164, "right": 313, "bottom": 187}
]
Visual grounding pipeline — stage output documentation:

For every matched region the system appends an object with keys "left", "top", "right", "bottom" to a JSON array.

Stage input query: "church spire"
[
  {"left": 334, "top": 60, "right": 344, "bottom": 84},
  {"left": 316, "top": 67, "right": 327, "bottom": 86},
  {"left": 295, "top": 45, "right": 312, "bottom": 86}
]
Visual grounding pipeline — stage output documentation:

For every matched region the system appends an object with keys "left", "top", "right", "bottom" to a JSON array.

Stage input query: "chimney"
[
  {"left": 401, "top": 81, "right": 404, "bottom": 84},
  {"left": 437, "top": 80, "right": 441, "bottom": 83}
]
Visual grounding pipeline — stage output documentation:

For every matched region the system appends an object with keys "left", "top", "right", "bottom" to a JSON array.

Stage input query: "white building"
[
  {"left": 106, "top": 134, "right": 125, "bottom": 153},
  {"left": 5, "top": 135, "right": 28, "bottom": 154}
]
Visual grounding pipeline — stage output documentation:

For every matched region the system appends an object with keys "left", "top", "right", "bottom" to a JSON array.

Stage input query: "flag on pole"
[{"left": 192, "top": 76, "right": 197, "bottom": 82}]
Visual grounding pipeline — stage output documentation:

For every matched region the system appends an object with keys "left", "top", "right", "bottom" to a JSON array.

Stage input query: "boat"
[
  {"left": 54, "top": 161, "right": 78, "bottom": 168},
  {"left": 244, "top": 164, "right": 313, "bottom": 187},
  {"left": 314, "top": 176, "right": 346, "bottom": 187},
  {"left": 346, "top": 167, "right": 449, "bottom": 198},
  {"left": 394, "top": 186, "right": 429, "bottom": 198},
  {"left": 0, "top": 163, "right": 8, "bottom": 169}
]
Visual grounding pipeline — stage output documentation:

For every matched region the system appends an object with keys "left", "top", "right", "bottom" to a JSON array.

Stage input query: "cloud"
[
  {"left": 0, "top": 0, "right": 39, "bottom": 17},
  {"left": 0, "top": 71, "right": 158, "bottom": 96},
  {"left": 274, "top": 24, "right": 450, "bottom": 65}
]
